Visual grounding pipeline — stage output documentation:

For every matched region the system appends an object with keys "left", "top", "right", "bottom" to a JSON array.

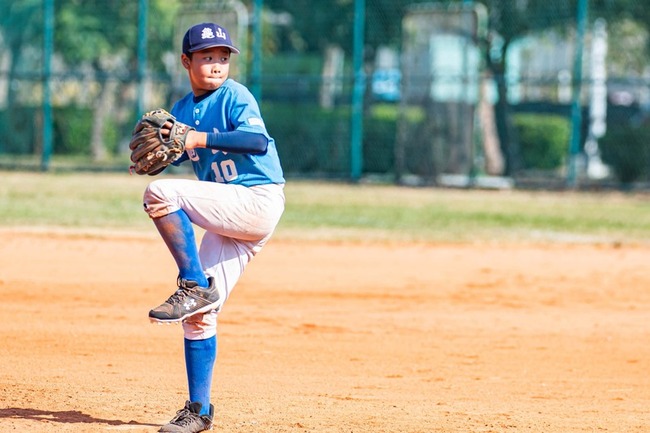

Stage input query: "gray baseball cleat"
[
  {"left": 149, "top": 277, "right": 224, "bottom": 323},
  {"left": 158, "top": 400, "right": 214, "bottom": 433}
]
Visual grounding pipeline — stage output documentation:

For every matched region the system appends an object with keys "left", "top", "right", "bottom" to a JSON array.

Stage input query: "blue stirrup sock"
[
  {"left": 185, "top": 336, "right": 217, "bottom": 416},
  {"left": 153, "top": 210, "right": 209, "bottom": 287}
]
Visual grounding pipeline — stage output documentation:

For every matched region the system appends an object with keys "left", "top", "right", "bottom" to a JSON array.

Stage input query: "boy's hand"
[{"left": 128, "top": 109, "right": 195, "bottom": 175}]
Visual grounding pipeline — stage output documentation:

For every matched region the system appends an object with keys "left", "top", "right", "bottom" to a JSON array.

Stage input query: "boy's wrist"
[{"left": 185, "top": 130, "right": 206, "bottom": 149}]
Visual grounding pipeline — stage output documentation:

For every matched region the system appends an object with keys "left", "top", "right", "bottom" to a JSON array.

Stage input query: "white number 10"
[{"left": 212, "top": 160, "right": 238, "bottom": 182}]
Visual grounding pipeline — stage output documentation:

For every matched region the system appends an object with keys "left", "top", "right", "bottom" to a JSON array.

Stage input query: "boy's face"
[{"left": 182, "top": 46, "right": 231, "bottom": 95}]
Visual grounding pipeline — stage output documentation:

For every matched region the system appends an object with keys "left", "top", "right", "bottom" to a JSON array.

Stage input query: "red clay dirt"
[{"left": 1, "top": 229, "right": 649, "bottom": 432}]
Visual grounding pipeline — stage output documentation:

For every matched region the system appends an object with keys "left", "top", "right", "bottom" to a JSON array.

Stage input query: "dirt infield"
[{"left": 1, "top": 229, "right": 649, "bottom": 432}]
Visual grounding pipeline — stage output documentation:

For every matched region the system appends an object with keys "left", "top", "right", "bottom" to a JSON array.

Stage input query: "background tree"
[
  {"left": 207, "top": 0, "right": 650, "bottom": 179},
  {"left": 54, "top": 0, "right": 177, "bottom": 161},
  {"left": 478, "top": 0, "right": 576, "bottom": 175}
]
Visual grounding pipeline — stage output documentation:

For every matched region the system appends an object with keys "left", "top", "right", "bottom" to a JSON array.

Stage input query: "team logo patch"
[{"left": 247, "top": 117, "right": 264, "bottom": 127}]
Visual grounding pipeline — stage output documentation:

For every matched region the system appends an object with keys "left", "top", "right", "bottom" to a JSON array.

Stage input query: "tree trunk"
[
  {"left": 488, "top": 43, "right": 521, "bottom": 176},
  {"left": 479, "top": 74, "right": 504, "bottom": 175},
  {"left": 90, "top": 78, "right": 118, "bottom": 162}
]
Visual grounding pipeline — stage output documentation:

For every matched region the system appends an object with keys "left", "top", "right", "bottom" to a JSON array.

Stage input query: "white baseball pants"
[{"left": 143, "top": 179, "right": 285, "bottom": 339}]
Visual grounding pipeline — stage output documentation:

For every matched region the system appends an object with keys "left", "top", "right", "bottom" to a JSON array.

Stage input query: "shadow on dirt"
[{"left": 0, "top": 407, "right": 158, "bottom": 427}]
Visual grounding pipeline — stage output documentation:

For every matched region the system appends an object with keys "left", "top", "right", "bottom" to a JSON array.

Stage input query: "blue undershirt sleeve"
[{"left": 205, "top": 130, "right": 268, "bottom": 154}]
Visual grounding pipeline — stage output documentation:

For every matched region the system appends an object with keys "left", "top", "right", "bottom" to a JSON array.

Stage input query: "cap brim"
[{"left": 189, "top": 43, "right": 240, "bottom": 54}]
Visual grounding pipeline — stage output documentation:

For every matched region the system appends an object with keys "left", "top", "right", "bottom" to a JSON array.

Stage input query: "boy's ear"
[{"left": 181, "top": 53, "right": 191, "bottom": 70}]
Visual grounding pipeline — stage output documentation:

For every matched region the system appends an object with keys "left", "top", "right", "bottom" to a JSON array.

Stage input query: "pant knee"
[
  {"left": 143, "top": 179, "right": 179, "bottom": 218},
  {"left": 183, "top": 311, "right": 218, "bottom": 340}
]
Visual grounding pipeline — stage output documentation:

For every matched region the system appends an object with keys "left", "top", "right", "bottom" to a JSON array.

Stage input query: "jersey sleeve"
[{"left": 226, "top": 86, "right": 271, "bottom": 138}]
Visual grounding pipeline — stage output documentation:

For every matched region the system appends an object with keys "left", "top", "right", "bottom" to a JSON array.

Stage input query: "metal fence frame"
[{"left": 5, "top": 0, "right": 649, "bottom": 189}]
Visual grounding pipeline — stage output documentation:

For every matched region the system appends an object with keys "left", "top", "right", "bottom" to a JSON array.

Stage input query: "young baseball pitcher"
[{"left": 131, "top": 22, "right": 285, "bottom": 433}]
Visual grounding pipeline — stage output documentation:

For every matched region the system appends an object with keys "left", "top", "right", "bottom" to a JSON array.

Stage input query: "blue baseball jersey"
[{"left": 171, "top": 79, "right": 284, "bottom": 186}]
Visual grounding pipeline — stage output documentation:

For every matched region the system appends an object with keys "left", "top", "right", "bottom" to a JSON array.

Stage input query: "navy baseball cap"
[{"left": 182, "top": 23, "right": 240, "bottom": 55}]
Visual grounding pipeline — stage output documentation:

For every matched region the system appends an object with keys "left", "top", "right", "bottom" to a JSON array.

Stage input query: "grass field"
[{"left": 2, "top": 170, "right": 650, "bottom": 244}]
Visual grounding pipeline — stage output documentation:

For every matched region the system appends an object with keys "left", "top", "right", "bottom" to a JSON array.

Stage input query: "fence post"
[
  {"left": 136, "top": 0, "right": 148, "bottom": 119},
  {"left": 251, "top": 0, "right": 263, "bottom": 100},
  {"left": 350, "top": 0, "right": 365, "bottom": 181},
  {"left": 567, "top": 0, "right": 588, "bottom": 187},
  {"left": 41, "top": 0, "right": 54, "bottom": 171}
]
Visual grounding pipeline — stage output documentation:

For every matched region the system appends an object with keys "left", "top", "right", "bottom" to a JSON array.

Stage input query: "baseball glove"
[{"left": 129, "top": 109, "right": 194, "bottom": 175}]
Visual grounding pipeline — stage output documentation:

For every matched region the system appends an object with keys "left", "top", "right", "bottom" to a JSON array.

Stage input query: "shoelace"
[
  {"left": 164, "top": 288, "right": 189, "bottom": 304},
  {"left": 170, "top": 408, "right": 203, "bottom": 427},
  {"left": 169, "top": 408, "right": 191, "bottom": 424}
]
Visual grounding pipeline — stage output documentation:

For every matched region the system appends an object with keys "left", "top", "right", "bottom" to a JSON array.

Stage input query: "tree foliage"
[{"left": 2, "top": 0, "right": 650, "bottom": 171}]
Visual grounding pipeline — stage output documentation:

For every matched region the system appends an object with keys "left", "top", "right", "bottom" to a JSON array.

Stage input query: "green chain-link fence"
[{"left": 1, "top": 0, "right": 650, "bottom": 188}]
